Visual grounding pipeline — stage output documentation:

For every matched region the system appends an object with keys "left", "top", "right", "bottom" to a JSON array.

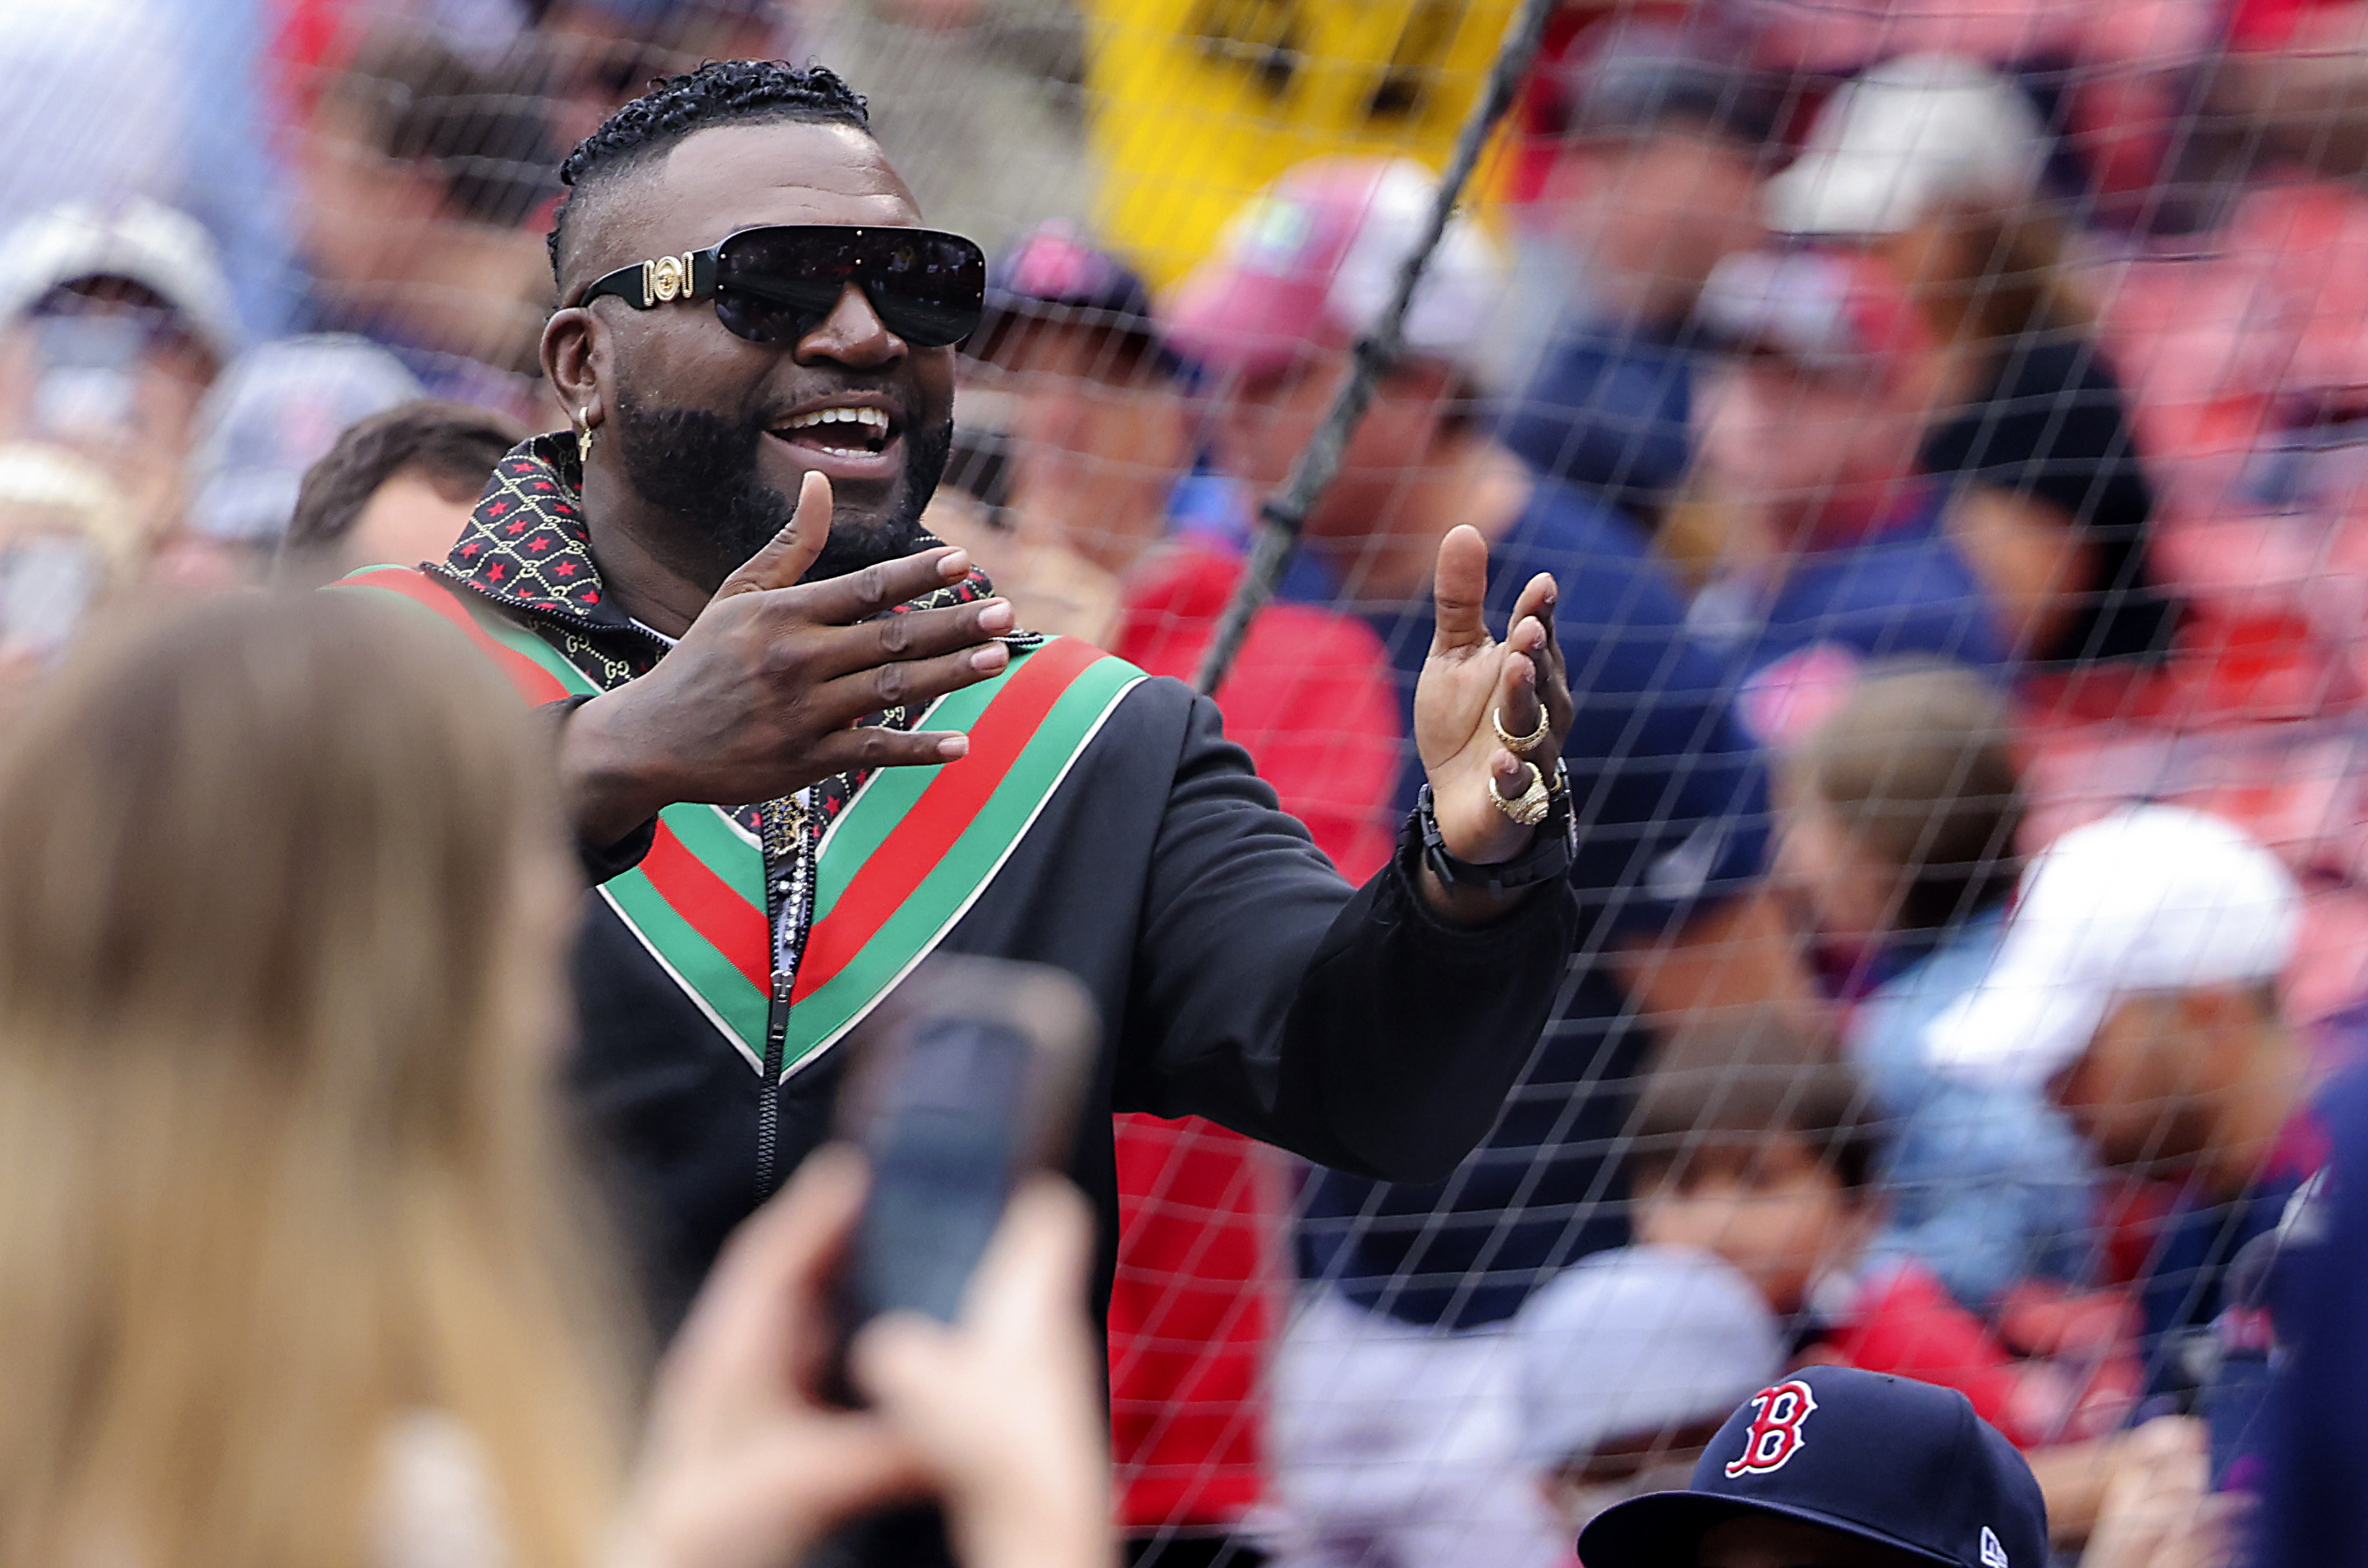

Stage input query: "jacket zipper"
[
  {"left": 756, "top": 974, "right": 791, "bottom": 1199},
  {"left": 455, "top": 572, "right": 832, "bottom": 1201},
  {"left": 438, "top": 568, "right": 679, "bottom": 660},
  {"left": 755, "top": 840, "right": 801, "bottom": 1200},
  {"left": 456, "top": 572, "right": 804, "bottom": 1197}
]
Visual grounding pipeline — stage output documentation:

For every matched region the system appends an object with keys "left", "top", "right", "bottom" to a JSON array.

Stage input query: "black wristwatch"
[{"left": 1416, "top": 763, "right": 1576, "bottom": 896}]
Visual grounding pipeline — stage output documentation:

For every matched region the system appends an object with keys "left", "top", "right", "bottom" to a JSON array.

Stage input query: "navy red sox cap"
[
  {"left": 973, "top": 222, "right": 1173, "bottom": 369},
  {"left": 1577, "top": 1366, "right": 2047, "bottom": 1568}
]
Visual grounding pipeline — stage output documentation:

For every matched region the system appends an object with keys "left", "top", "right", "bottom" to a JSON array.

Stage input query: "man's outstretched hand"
[
  {"left": 1411, "top": 525, "right": 1574, "bottom": 923},
  {"left": 561, "top": 473, "right": 1013, "bottom": 849}
]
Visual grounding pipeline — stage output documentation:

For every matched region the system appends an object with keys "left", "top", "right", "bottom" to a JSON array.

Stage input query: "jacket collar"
[
  {"left": 440, "top": 432, "right": 638, "bottom": 633},
  {"left": 438, "top": 430, "right": 1005, "bottom": 634}
]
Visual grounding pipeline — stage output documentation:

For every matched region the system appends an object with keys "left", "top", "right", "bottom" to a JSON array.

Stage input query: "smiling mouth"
[{"left": 769, "top": 405, "right": 895, "bottom": 458}]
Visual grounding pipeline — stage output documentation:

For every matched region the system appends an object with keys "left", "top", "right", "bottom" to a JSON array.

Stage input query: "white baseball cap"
[
  {"left": 1161, "top": 158, "right": 1507, "bottom": 383},
  {"left": 1513, "top": 1245, "right": 1784, "bottom": 1469},
  {"left": 1922, "top": 805, "right": 2302, "bottom": 1091},
  {"left": 1764, "top": 53, "right": 2049, "bottom": 237},
  {"left": 186, "top": 336, "right": 427, "bottom": 545},
  {"left": 0, "top": 198, "right": 241, "bottom": 368},
  {"left": 1695, "top": 247, "right": 1933, "bottom": 376}
]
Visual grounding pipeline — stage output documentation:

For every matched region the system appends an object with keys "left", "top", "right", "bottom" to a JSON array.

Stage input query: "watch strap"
[{"left": 1416, "top": 766, "right": 1575, "bottom": 896}]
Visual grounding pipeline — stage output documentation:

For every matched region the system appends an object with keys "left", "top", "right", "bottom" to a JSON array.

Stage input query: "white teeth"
[{"left": 780, "top": 406, "right": 890, "bottom": 433}]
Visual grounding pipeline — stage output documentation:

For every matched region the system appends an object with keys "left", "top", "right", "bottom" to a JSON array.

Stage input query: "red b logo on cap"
[{"left": 1725, "top": 1380, "right": 1819, "bottom": 1477}]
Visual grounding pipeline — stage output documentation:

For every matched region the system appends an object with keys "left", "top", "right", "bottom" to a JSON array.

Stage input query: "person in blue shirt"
[
  {"left": 1683, "top": 248, "right": 2012, "bottom": 745},
  {"left": 1924, "top": 805, "right": 2320, "bottom": 1467},
  {"left": 2260, "top": 1061, "right": 2368, "bottom": 1568},
  {"left": 1490, "top": 31, "right": 1777, "bottom": 530},
  {"left": 1163, "top": 156, "right": 1806, "bottom": 1568},
  {"left": 1777, "top": 664, "right": 2095, "bottom": 1310}
]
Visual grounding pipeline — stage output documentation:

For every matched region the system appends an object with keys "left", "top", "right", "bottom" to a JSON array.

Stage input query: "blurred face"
[
  {"left": 1696, "top": 356, "right": 1925, "bottom": 534},
  {"left": 1633, "top": 1135, "right": 1872, "bottom": 1316},
  {"left": 1774, "top": 782, "right": 1900, "bottom": 954},
  {"left": 291, "top": 93, "right": 551, "bottom": 373},
  {"left": 2050, "top": 992, "right": 2230, "bottom": 1180},
  {"left": 0, "top": 284, "right": 216, "bottom": 540},
  {"left": 1696, "top": 1516, "right": 1931, "bottom": 1568},
  {"left": 1206, "top": 346, "right": 1454, "bottom": 543},
  {"left": 554, "top": 121, "right": 958, "bottom": 589},
  {"left": 531, "top": 1, "right": 780, "bottom": 155},
  {"left": 1542, "top": 129, "right": 1766, "bottom": 320},
  {"left": 345, "top": 470, "right": 478, "bottom": 573},
  {"left": 291, "top": 98, "right": 449, "bottom": 291},
  {"left": 989, "top": 319, "right": 1187, "bottom": 576},
  {"left": 1872, "top": 221, "right": 1957, "bottom": 317}
]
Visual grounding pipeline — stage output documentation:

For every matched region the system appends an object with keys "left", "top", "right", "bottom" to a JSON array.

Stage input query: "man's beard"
[{"left": 608, "top": 391, "right": 953, "bottom": 585}]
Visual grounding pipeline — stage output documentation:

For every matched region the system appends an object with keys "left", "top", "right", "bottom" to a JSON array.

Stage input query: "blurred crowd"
[{"left": 21, "top": 0, "right": 2368, "bottom": 1566}]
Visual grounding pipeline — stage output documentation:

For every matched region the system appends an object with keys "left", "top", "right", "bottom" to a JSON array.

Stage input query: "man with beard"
[
  {"left": 340, "top": 60, "right": 1586, "bottom": 1346},
  {"left": 1924, "top": 804, "right": 2318, "bottom": 1443}
]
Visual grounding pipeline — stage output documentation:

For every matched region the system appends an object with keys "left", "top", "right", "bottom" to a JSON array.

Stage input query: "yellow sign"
[{"left": 1084, "top": 0, "right": 1518, "bottom": 287}]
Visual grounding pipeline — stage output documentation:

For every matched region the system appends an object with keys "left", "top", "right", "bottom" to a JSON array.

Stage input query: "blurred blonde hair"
[
  {"left": 0, "top": 591, "right": 631, "bottom": 1568},
  {"left": 1897, "top": 199, "right": 2095, "bottom": 350}
]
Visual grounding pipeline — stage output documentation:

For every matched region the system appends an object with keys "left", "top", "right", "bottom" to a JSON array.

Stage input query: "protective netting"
[{"left": 8, "top": 0, "right": 2367, "bottom": 1562}]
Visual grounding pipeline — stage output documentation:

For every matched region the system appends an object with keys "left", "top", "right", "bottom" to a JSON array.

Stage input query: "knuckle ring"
[
  {"left": 1492, "top": 704, "right": 1552, "bottom": 756},
  {"left": 1489, "top": 760, "right": 1552, "bottom": 828}
]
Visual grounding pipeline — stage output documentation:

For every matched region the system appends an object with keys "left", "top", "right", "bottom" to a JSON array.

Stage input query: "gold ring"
[
  {"left": 1492, "top": 704, "right": 1551, "bottom": 756},
  {"left": 1489, "top": 761, "right": 1552, "bottom": 828}
]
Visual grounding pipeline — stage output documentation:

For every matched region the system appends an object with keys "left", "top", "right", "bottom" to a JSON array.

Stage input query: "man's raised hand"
[
  {"left": 1410, "top": 525, "right": 1574, "bottom": 900},
  {"left": 561, "top": 473, "right": 1012, "bottom": 848}
]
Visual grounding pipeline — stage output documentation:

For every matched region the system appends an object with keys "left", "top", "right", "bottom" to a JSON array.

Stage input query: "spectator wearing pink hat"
[{"left": 1167, "top": 156, "right": 1809, "bottom": 1568}]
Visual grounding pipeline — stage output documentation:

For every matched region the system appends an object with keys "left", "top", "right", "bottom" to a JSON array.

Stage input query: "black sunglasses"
[{"left": 571, "top": 224, "right": 987, "bottom": 350}]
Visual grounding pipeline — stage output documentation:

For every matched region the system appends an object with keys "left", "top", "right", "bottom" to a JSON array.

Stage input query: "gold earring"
[{"left": 576, "top": 405, "right": 597, "bottom": 458}]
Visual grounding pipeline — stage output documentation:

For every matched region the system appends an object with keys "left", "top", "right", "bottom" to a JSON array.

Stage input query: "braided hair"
[{"left": 546, "top": 60, "right": 871, "bottom": 284}]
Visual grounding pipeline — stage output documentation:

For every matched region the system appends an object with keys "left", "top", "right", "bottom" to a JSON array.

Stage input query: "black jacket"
[{"left": 429, "top": 436, "right": 1581, "bottom": 1327}]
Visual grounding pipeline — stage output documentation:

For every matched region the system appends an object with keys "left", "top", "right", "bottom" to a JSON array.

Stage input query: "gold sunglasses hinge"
[{"left": 640, "top": 251, "right": 699, "bottom": 308}]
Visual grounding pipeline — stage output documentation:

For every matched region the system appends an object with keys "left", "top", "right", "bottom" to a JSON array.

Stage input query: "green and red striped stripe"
[
  {"left": 333, "top": 566, "right": 1139, "bottom": 1073},
  {"left": 788, "top": 634, "right": 1137, "bottom": 1061}
]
